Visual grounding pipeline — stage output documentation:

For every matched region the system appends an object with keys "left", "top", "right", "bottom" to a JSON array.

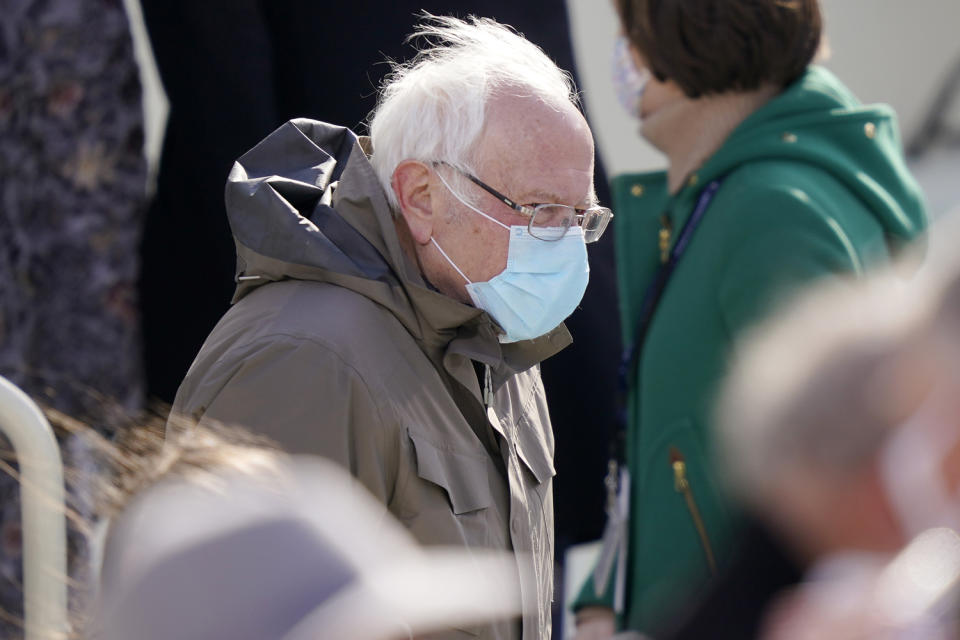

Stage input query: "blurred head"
[
  {"left": 87, "top": 421, "right": 525, "bottom": 640},
  {"left": 716, "top": 273, "right": 955, "bottom": 560},
  {"left": 879, "top": 253, "right": 960, "bottom": 542},
  {"left": 369, "top": 15, "right": 600, "bottom": 314},
  {"left": 613, "top": 0, "right": 822, "bottom": 100}
]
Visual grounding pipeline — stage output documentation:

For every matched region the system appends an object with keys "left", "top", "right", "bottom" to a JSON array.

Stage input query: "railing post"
[{"left": 0, "top": 377, "right": 69, "bottom": 639}]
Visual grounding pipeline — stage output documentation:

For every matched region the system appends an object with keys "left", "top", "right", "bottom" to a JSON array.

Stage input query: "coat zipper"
[{"left": 669, "top": 446, "right": 717, "bottom": 575}]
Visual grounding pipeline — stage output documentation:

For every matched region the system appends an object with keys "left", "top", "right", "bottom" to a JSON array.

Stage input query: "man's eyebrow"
[{"left": 518, "top": 189, "right": 564, "bottom": 203}]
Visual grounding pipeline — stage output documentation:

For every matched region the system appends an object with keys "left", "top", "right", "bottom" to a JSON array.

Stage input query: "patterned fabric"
[{"left": 0, "top": 0, "right": 146, "bottom": 634}]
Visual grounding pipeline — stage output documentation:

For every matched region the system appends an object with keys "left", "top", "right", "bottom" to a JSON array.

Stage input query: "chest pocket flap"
[
  {"left": 408, "top": 431, "right": 491, "bottom": 514},
  {"left": 514, "top": 414, "right": 556, "bottom": 485}
]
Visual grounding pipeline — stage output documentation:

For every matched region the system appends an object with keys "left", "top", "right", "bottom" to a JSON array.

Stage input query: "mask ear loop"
[
  {"left": 430, "top": 237, "right": 472, "bottom": 285},
  {"left": 434, "top": 169, "right": 510, "bottom": 230},
  {"left": 430, "top": 167, "right": 512, "bottom": 286}
]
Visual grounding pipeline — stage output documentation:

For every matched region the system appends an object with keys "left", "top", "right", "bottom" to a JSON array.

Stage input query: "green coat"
[{"left": 575, "top": 66, "right": 927, "bottom": 632}]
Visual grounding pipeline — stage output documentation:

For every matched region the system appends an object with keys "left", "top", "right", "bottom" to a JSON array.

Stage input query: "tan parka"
[{"left": 170, "top": 119, "right": 572, "bottom": 640}]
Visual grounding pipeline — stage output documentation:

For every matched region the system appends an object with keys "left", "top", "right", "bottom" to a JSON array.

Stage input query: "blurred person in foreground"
[
  {"left": 574, "top": 0, "right": 927, "bottom": 636},
  {"left": 168, "top": 15, "right": 611, "bottom": 640},
  {"left": 88, "top": 423, "right": 526, "bottom": 640},
  {"left": 701, "top": 252, "right": 960, "bottom": 639}
]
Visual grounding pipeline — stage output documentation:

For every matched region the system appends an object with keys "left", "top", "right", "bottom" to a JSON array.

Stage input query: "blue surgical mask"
[
  {"left": 431, "top": 174, "right": 590, "bottom": 343},
  {"left": 612, "top": 35, "right": 650, "bottom": 118}
]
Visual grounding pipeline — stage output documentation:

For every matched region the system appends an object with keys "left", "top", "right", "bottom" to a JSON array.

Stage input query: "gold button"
[
  {"left": 864, "top": 122, "right": 876, "bottom": 139},
  {"left": 782, "top": 132, "right": 798, "bottom": 143},
  {"left": 688, "top": 174, "right": 699, "bottom": 187},
  {"left": 630, "top": 184, "right": 644, "bottom": 197}
]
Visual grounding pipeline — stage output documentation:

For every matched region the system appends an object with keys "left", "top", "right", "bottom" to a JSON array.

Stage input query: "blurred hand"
[{"left": 573, "top": 606, "right": 616, "bottom": 640}]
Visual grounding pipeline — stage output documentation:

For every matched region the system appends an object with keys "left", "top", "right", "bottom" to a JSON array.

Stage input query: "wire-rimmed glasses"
[{"left": 436, "top": 163, "right": 613, "bottom": 243}]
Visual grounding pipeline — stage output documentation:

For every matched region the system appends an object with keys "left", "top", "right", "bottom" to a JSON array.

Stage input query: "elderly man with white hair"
[{"left": 167, "top": 15, "right": 610, "bottom": 640}]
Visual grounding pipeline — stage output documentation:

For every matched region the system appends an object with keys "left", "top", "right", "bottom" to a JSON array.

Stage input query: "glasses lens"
[
  {"left": 529, "top": 205, "right": 576, "bottom": 241},
  {"left": 582, "top": 208, "right": 613, "bottom": 243}
]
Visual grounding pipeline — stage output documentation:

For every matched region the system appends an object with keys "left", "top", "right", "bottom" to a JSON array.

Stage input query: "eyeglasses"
[{"left": 435, "top": 163, "right": 613, "bottom": 243}]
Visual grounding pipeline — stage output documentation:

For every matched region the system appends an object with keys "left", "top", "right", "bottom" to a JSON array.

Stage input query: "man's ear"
[{"left": 392, "top": 160, "right": 436, "bottom": 245}]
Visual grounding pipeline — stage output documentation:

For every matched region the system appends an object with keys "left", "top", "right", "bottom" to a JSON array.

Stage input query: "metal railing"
[{"left": 0, "top": 376, "right": 69, "bottom": 639}]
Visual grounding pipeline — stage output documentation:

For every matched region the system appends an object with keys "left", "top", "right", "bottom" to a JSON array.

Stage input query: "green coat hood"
[{"left": 685, "top": 65, "right": 925, "bottom": 250}]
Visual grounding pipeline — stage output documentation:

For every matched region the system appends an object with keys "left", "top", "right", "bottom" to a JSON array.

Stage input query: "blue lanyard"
[
  {"left": 672, "top": 180, "right": 723, "bottom": 260},
  {"left": 611, "top": 179, "right": 723, "bottom": 464}
]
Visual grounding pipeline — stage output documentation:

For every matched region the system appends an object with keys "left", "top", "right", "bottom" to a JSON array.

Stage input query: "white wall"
[
  {"left": 567, "top": 0, "right": 666, "bottom": 176},
  {"left": 819, "top": 0, "right": 960, "bottom": 146}
]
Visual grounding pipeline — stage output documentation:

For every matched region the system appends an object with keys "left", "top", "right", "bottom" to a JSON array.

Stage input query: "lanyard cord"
[{"left": 596, "top": 178, "right": 721, "bottom": 610}]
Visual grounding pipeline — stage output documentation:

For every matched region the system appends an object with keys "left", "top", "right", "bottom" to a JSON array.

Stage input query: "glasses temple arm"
[{"left": 464, "top": 173, "right": 524, "bottom": 212}]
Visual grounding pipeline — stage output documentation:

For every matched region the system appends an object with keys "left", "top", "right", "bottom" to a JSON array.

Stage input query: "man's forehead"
[
  {"left": 494, "top": 167, "right": 596, "bottom": 209},
  {"left": 478, "top": 95, "right": 595, "bottom": 204},
  {"left": 482, "top": 93, "right": 586, "bottom": 143},
  {"left": 488, "top": 154, "right": 595, "bottom": 207}
]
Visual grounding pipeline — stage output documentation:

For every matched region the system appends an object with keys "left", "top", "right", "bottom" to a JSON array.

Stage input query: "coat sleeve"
[{"left": 174, "top": 335, "right": 400, "bottom": 505}]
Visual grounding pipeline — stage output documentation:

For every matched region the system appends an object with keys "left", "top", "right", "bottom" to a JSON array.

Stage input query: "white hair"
[{"left": 368, "top": 14, "right": 580, "bottom": 210}]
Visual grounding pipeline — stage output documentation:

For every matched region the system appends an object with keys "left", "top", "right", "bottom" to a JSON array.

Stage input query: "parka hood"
[
  {"left": 689, "top": 65, "right": 927, "bottom": 252},
  {"left": 223, "top": 119, "right": 570, "bottom": 379}
]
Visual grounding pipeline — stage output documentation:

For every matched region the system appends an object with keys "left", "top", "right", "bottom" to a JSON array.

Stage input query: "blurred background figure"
[
  {"left": 569, "top": 0, "right": 960, "bottom": 221},
  {"left": 0, "top": 1, "right": 147, "bottom": 634},
  {"left": 88, "top": 423, "right": 527, "bottom": 640},
  {"left": 572, "top": 0, "right": 927, "bottom": 636}
]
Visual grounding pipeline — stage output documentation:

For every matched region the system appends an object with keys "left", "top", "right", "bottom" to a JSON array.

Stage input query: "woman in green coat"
[{"left": 573, "top": 0, "right": 928, "bottom": 636}]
